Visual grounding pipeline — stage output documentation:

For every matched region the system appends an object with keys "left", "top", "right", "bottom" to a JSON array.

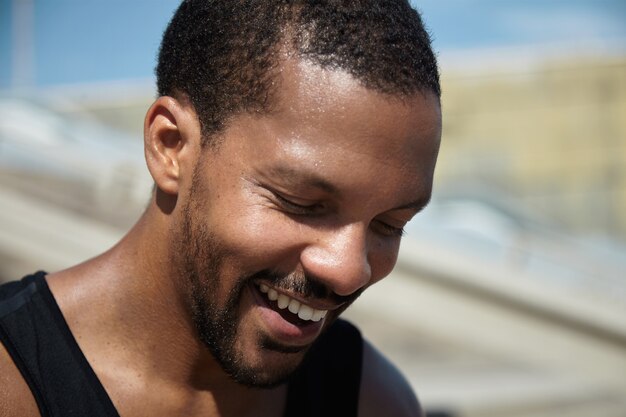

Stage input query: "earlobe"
[{"left": 144, "top": 96, "right": 197, "bottom": 195}]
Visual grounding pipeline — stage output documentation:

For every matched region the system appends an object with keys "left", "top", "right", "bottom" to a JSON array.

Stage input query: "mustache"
[{"left": 249, "top": 269, "right": 362, "bottom": 306}]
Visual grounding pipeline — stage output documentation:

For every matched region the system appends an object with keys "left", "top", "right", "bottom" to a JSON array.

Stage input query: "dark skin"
[{"left": 0, "top": 57, "right": 440, "bottom": 417}]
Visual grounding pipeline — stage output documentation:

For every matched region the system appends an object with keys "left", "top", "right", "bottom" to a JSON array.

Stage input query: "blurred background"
[{"left": 1, "top": 1, "right": 625, "bottom": 416}]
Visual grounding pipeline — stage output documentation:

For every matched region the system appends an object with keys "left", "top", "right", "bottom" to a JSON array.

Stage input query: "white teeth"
[
  {"left": 311, "top": 309, "right": 326, "bottom": 322},
  {"left": 297, "top": 305, "right": 314, "bottom": 321},
  {"left": 258, "top": 284, "right": 328, "bottom": 322},
  {"left": 288, "top": 299, "right": 301, "bottom": 314},
  {"left": 277, "top": 294, "right": 290, "bottom": 309}
]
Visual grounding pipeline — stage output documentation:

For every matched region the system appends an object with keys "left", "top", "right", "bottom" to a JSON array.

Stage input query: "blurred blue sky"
[{"left": 1, "top": 0, "right": 625, "bottom": 89}]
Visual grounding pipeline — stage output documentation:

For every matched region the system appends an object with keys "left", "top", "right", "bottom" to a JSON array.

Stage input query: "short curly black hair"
[{"left": 156, "top": 0, "right": 440, "bottom": 144}]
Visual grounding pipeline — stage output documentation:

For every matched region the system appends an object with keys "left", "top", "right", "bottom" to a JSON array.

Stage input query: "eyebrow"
[
  {"left": 393, "top": 195, "right": 431, "bottom": 213},
  {"left": 267, "top": 164, "right": 339, "bottom": 195}
]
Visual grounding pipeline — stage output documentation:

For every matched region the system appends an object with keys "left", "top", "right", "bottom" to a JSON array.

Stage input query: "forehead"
[{"left": 269, "top": 58, "right": 440, "bottom": 152}]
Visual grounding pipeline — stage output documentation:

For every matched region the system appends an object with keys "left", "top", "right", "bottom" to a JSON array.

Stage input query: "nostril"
[
  {"left": 299, "top": 223, "right": 372, "bottom": 296},
  {"left": 331, "top": 286, "right": 366, "bottom": 306}
]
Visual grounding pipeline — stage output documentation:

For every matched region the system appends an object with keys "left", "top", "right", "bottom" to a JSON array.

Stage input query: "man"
[{"left": 0, "top": 0, "right": 441, "bottom": 416}]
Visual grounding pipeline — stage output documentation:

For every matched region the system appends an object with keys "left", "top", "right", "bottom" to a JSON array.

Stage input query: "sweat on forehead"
[{"left": 156, "top": 0, "right": 440, "bottom": 143}]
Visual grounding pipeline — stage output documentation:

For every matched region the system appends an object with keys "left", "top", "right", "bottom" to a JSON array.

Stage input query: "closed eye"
[
  {"left": 373, "top": 220, "right": 405, "bottom": 237},
  {"left": 271, "top": 190, "right": 325, "bottom": 216}
]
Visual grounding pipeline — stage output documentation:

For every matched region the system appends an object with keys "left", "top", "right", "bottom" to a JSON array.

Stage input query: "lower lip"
[{"left": 248, "top": 284, "right": 325, "bottom": 346}]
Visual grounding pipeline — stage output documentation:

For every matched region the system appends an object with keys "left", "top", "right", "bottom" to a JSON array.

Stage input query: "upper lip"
[{"left": 253, "top": 280, "right": 344, "bottom": 312}]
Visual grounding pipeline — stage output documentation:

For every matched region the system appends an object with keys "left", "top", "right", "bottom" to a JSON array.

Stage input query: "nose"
[{"left": 299, "top": 223, "right": 372, "bottom": 297}]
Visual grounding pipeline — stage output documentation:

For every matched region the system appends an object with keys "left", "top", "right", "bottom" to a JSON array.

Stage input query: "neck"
[{"left": 46, "top": 203, "right": 287, "bottom": 416}]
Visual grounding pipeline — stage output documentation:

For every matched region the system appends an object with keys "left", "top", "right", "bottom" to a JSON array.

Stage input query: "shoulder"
[
  {"left": 0, "top": 337, "right": 42, "bottom": 417},
  {"left": 358, "top": 338, "right": 425, "bottom": 417}
]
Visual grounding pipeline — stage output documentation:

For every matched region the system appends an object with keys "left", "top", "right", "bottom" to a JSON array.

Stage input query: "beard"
[{"left": 175, "top": 200, "right": 279, "bottom": 387}]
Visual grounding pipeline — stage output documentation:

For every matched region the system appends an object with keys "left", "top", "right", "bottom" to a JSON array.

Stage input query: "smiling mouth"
[{"left": 257, "top": 283, "right": 328, "bottom": 323}]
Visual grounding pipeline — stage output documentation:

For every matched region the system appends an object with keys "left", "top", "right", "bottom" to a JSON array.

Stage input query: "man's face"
[{"left": 171, "top": 59, "right": 441, "bottom": 387}]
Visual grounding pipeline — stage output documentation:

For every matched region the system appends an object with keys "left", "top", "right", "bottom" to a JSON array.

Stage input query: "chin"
[
  {"left": 229, "top": 351, "right": 307, "bottom": 388},
  {"left": 227, "top": 334, "right": 311, "bottom": 388}
]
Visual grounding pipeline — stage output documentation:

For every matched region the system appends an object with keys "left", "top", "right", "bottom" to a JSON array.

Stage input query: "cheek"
[
  {"left": 368, "top": 239, "right": 400, "bottom": 285},
  {"left": 210, "top": 202, "right": 303, "bottom": 270}
]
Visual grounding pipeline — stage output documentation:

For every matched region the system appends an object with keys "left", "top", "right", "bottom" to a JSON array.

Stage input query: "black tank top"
[{"left": 0, "top": 272, "right": 362, "bottom": 417}]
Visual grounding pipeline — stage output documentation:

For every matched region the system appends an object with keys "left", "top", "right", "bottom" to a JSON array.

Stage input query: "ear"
[{"left": 144, "top": 96, "right": 200, "bottom": 195}]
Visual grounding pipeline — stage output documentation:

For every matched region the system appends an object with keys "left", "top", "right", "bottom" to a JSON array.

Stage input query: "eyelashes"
[
  {"left": 271, "top": 191, "right": 325, "bottom": 215},
  {"left": 373, "top": 221, "right": 405, "bottom": 237}
]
